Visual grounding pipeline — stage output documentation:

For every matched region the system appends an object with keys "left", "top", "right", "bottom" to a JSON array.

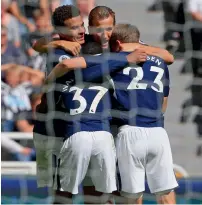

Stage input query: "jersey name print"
[{"left": 111, "top": 54, "right": 170, "bottom": 127}]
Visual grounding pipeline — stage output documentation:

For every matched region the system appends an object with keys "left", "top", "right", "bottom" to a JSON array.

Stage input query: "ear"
[{"left": 116, "top": 40, "right": 122, "bottom": 52}]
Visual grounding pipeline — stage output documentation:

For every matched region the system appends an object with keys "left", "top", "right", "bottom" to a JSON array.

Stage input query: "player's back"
[
  {"left": 111, "top": 54, "right": 170, "bottom": 127},
  {"left": 62, "top": 78, "right": 112, "bottom": 137},
  {"left": 58, "top": 43, "right": 113, "bottom": 138}
]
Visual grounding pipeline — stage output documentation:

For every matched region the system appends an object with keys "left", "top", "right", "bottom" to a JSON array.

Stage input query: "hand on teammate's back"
[
  {"left": 58, "top": 41, "right": 81, "bottom": 56},
  {"left": 126, "top": 48, "right": 147, "bottom": 64}
]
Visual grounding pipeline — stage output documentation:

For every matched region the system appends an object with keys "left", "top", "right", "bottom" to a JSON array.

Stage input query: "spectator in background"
[
  {"left": 1, "top": 1, "right": 21, "bottom": 47},
  {"left": 76, "top": 0, "right": 95, "bottom": 33},
  {"left": 187, "top": 0, "right": 202, "bottom": 77},
  {"left": 23, "top": 10, "right": 53, "bottom": 72},
  {"left": 1, "top": 26, "right": 45, "bottom": 79},
  {"left": 51, "top": 0, "right": 74, "bottom": 12},
  {"left": 1, "top": 0, "right": 36, "bottom": 32},
  {"left": 1, "top": 68, "right": 32, "bottom": 132},
  {"left": 18, "top": 0, "right": 51, "bottom": 19},
  {"left": 1, "top": 67, "right": 44, "bottom": 132},
  {"left": 1, "top": 25, "right": 44, "bottom": 132},
  {"left": 14, "top": 93, "right": 43, "bottom": 133},
  {"left": 1, "top": 26, "right": 28, "bottom": 66}
]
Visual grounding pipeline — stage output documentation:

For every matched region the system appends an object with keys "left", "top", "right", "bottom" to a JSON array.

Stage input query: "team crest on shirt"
[{"left": 59, "top": 55, "right": 70, "bottom": 62}]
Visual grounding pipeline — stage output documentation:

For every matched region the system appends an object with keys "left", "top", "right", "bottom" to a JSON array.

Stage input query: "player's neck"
[{"left": 120, "top": 43, "right": 135, "bottom": 52}]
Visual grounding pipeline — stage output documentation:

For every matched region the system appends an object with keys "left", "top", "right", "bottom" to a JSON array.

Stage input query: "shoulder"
[
  {"left": 145, "top": 55, "right": 166, "bottom": 68},
  {"left": 51, "top": 49, "right": 72, "bottom": 62}
]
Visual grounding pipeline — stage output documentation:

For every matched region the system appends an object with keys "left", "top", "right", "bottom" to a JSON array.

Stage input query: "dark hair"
[
  {"left": 110, "top": 24, "right": 140, "bottom": 45},
  {"left": 89, "top": 6, "right": 116, "bottom": 26},
  {"left": 81, "top": 42, "right": 103, "bottom": 55},
  {"left": 52, "top": 5, "right": 80, "bottom": 27}
]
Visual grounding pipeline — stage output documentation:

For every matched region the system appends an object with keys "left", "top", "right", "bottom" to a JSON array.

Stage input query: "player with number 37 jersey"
[
  {"left": 62, "top": 77, "right": 112, "bottom": 137},
  {"left": 52, "top": 45, "right": 130, "bottom": 196}
]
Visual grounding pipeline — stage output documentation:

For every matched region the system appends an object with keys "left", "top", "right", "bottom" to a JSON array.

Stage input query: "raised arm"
[
  {"left": 9, "top": 1, "right": 36, "bottom": 32},
  {"left": 139, "top": 44, "right": 174, "bottom": 65},
  {"left": 121, "top": 43, "right": 174, "bottom": 65},
  {"left": 45, "top": 49, "right": 147, "bottom": 83}
]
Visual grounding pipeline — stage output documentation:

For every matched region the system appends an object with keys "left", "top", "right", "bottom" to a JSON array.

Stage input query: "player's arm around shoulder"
[
  {"left": 45, "top": 57, "right": 87, "bottom": 83},
  {"left": 32, "top": 36, "right": 81, "bottom": 55},
  {"left": 140, "top": 44, "right": 174, "bottom": 65},
  {"left": 123, "top": 43, "right": 174, "bottom": 65}
]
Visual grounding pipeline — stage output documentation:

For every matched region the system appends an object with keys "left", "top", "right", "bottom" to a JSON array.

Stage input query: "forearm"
[
  {"left": 1, "top": 64, "right": 16, "bottom": 71},
  {"left": 39, "top": 0, "right": 51, "bottom": 18},
  {"left": 18, "top": 65, "right": 45, "bottom": 79},
  {"left": 46, "top": 57, "right": 87, "bottom": 83},
  {"left": 1, "top": 134, "right": 24, "bottom": 153},
  {"left": 10, "top": 2, "right": 30, "bottom": 26},
  {"left": 46, "top": 53, "right": 129, "bottom": 83},
  {"left": 33, "top": 38, "right": 60, "bottom": 53},
  {"left": 140, "top": 45, "right": 174, "bottom": 65}
]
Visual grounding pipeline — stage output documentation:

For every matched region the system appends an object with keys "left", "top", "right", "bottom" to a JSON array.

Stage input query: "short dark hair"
[
  {"left": 89, "top": 6, "right": 116, "bottom": 26},
  {"left": 81, "top": 42, "right": 103, "bottom": 55},
  {"left": 52, "top": 5, "right": 80, "bottom": 27},
  {"left": 110, "top": 24, "right": 140, "bottom": 45}
]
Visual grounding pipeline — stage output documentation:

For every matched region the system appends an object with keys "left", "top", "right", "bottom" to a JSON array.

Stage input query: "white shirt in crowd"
[{"left": 187, "top": 0, "right": 202, "bottom": 14}]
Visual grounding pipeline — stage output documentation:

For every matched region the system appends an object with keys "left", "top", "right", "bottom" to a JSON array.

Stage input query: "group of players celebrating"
[{"left": 33, "top": 4, "right": 178, "bottom": 204}]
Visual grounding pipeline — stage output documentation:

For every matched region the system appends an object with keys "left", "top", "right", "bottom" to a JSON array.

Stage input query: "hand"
[
  {"left": 126, "top": 48, "right": 147, "bottom": 64},
  {"left": 27, "top": 22, "right": 36, "bottom": 32},
  {"left": 59, "top": 41, "right": 81, "bottom": 56}
]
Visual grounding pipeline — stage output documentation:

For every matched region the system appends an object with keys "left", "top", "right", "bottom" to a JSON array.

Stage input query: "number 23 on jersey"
[{"left": 123, "top": 66, "right": 164, "bottom": 92}]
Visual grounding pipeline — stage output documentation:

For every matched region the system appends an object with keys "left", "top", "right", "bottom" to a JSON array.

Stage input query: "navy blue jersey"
[
  {"left": 34, "top": 49, "right": 129, "bottom": 138},
  {"left": 62, "top": 79, "right": 113, "bottom": 137},
  {"left": 34, "top": 49, "right": 72, "bottom": 137},
  {"left": 61, "top": 52, "right": 129, "bottom": 137},
  {"left": 85, "top": 53, "right": 170, "bottom": 128}
]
